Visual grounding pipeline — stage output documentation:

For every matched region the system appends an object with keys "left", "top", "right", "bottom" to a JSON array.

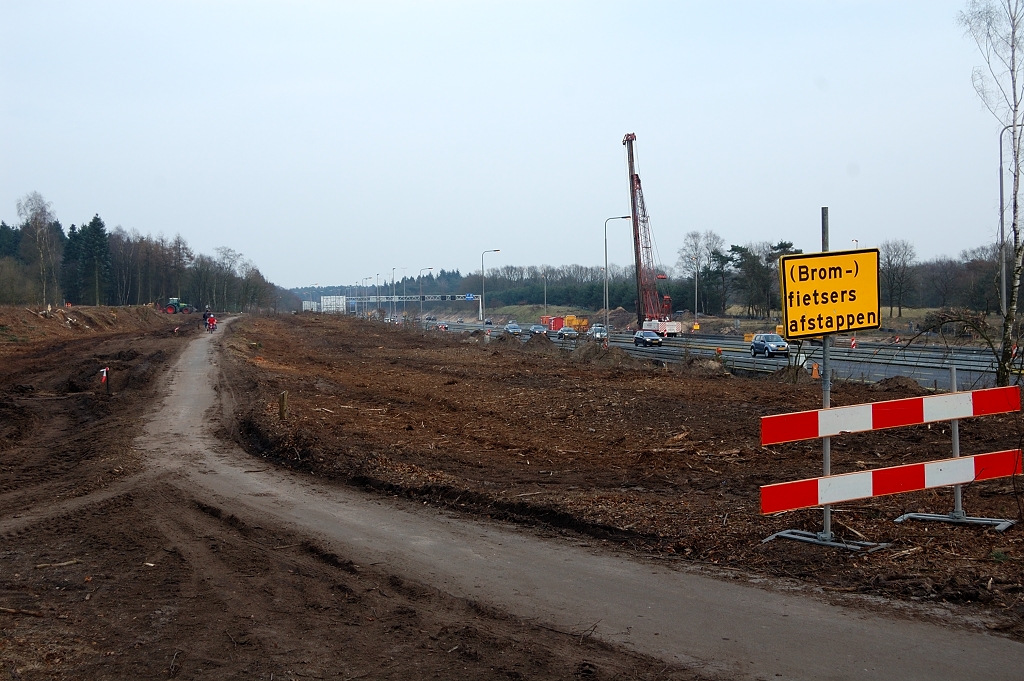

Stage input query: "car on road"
[
  {"left": 588, "top": 324, "right": 608, "bottom": 340},
  {"left": 456, "top": 318, "right": 464, "bottom": 323},
  {"left": 435, "top": 322, "right": 449, "bottom": 331},
  {"left": 528, "top": 324, "right": 547, "bottom": 336},
  {"left": 750, "top": 333, "right": 789, "bottom": 358},
  {"left": 484, "top": 318, "right": 493, "bottom": 326},
  {"left": 504, "top": 323, "right": 522, "bottom": 336},
  {"left": 556, "top": 327, "right": 579, "bottom": 340},
  {"left": 633, "top": 330, "right": 663, "bottom": 347}
]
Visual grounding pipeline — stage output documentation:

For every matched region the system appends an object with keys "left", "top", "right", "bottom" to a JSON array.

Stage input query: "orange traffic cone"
[{"left": 811, "top": 363, "right": 820, "bottom": 379}]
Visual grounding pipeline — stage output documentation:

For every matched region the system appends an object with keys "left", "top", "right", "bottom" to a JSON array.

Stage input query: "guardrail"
[{"left": 424, "top": 321, "right": 1000, "bottom": 389}]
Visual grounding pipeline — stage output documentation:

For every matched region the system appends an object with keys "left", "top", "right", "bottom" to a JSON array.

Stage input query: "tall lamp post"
[
  {"left": 604, "top": 215, "right": 631, "bottom": 334},
  {"left": 401, "top": 267, "right": 407, "bottom": 317},
  {"left": 390, "top": 267, "right": 396, "bottom": 319},
  {"left": 999, "top": 123, "right": 1016, "bottom": 318},
  {"left": 419, "top": 267, "right": 433, "bottom": 319},
  {"left": 362, "top": 277, "right": 371, "bottom": 317},
  {"left": 691, "top": 256, "right": 698, "bottom": 318},
  {"left": 376, "top": 273, "right": 380, "bottom": 318},
  {"left": 542, "top": 273, "right": 547, "bottom": 317},
  {"left": 481, "top": 249, "right": 500, "bottom": 322}
]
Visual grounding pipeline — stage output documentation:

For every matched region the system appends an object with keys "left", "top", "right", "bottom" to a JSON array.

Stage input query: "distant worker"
[{"left": 202, "top": 306, "right": 212, "bottom": 322}]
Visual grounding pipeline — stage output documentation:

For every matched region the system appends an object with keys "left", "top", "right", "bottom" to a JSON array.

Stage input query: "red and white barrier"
[
  {"left": 761, "top": 449, "right": 1023, "bottom": 514},
  {"left": 761, "top": 386, "right": 1020, "bottom": 446}
]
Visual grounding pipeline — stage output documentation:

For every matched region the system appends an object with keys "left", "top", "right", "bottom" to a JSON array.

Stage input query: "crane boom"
[{"left": 623, "top": 133, "right": 667, "bottom": 327}]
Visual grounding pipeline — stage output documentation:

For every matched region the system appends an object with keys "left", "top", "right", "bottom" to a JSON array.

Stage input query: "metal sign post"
[
  {"left": 821, "top": 207, "right": 832, "bottom": 542},
  {"left": 894, "top": 365, "right": 1017, "bottom": 532}
]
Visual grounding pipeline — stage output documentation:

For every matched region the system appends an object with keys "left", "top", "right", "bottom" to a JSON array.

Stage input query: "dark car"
[
  {"left": 750, "top": 333, "right": 790, "bottom": 357},
  {"left": 528, "top": 324, "right": 547, "bottom": 336},
  {"left": 484, "top": 318, "right": 493, "bottom": 326},
  {"left": 633, "top": 330, "right": 663, "bottom": 347},
  {"left": 456, "top": 318, "right": 464, "bottom": 323},
  {"left": 504, "top": 323, "right": 522, "bottom": 336},
  {"left": 556, "top": 327, "right": 579, "bottom": 340}
]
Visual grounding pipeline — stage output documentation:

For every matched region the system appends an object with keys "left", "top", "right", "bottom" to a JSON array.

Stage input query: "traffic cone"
[{"left": 811, "top": 363, "right": 820, "bottom": 379}]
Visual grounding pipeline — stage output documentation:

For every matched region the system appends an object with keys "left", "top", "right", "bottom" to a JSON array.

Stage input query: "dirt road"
[{"left": 127, "top": 326, "right": 1024, "bottom": 678}]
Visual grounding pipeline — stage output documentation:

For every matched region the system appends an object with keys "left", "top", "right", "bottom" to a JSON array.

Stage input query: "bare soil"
[
  {"left": 226, "top": 315, "right": 1024, "bottom": 636},
  {"left": 0, "top": 306, "right": 704, "bottom": 680}
]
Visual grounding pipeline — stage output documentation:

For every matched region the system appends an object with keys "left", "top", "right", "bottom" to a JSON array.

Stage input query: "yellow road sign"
[{"left": 778, "top": 249, "right": 879, "bottom": 339}]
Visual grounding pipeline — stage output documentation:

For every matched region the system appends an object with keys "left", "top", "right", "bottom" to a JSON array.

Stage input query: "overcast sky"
[{"left": 0, "top": 1, "right": 1002, "bottom": 289}]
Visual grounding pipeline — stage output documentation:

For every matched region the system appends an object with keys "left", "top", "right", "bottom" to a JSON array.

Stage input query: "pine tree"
[
  {"left": 61, "top": 224, "right": 83, "bottom": 304},
  {"left": 78, "top": 215, "right": 112, "bottom": 305}
]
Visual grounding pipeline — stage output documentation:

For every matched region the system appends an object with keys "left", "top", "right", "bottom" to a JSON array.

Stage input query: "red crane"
[{"left": 623, "top": 133, "right": 672, "bottom": 328}]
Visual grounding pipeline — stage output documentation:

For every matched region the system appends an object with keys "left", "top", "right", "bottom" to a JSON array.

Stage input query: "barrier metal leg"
[
  {"left": 762, "top": 528, "right": 889, "bottom": 552},
  {"left": 893, "top": 512, "right": 1016, "bottom": 532},
  {"left": 893, "top": 366, "right": 1016, "bottom": 532}
]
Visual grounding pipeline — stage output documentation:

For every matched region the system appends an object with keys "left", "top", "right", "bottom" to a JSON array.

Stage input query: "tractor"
[{"left": 164, "top": 298, "right": 194, "bottom": 314}]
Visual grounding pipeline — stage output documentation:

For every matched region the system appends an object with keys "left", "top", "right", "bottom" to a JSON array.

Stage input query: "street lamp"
[
  {"left": 401, "top": 267, "right": 407, "bottom": 316},
  {"left": 361, "top": 277, "right": 371, "bottom": 316},
  {"left": 542, "top": 273, "right": 547, "bottom": 317},
  {"left": 481, "top": 249, "right": 500, "bottom": 322},
  {"left": 999, "top": 123, "right": 1016, "bottom": 318},
  {"left": 852, "top": 239, "right": 859, "bottom": 249},
  {"left": 391, "top": 267, "right": 396, "bottom": 320},
  {"left": 604, "top": 215, "right": 631, "bottom": 335},
  {"left": 691, "top": 256, "right": 698, "bottom": 318},
  {"left": 376, "top": 273, "right": 380, "bottom": 318},
  {"left": 419, "top": 267, "right": 433, "bottom": 318}
]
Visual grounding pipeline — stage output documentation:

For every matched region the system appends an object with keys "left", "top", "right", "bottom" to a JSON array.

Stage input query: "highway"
[{"left": 437, "top": 322, "right": 1000, "bottom": 390}]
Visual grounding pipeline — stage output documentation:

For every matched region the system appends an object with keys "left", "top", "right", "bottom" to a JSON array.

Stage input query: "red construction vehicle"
[{"left": 622, "top": 133, "right": 682, "bottom": 336}]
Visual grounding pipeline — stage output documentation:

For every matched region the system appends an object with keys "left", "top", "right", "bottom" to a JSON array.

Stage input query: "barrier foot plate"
[
  {"left": 762, "top": 529, "right": 889, "bottom": 552},
  {"left": 894, "top": 512, "right": 1016, "bottom": 532}
]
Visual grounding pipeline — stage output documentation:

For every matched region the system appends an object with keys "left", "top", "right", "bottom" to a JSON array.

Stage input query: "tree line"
[
  {"left": 1, "top": 191, "right": 280, "bottom": 311},
  {"left": 299, "top": 232, "right": 1006, "bottom": 322}
]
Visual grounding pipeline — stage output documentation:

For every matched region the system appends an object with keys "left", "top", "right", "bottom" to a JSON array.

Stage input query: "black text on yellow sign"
[{"left": 778, "top": 249, "right": 880, "bottom": 339}]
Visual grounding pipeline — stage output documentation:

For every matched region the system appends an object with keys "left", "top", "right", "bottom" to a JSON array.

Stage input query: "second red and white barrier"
[
  {"left": 761, "top": 386, "right": 1020, "bottom": 446},
  {"left": 761, "top": 449, "right": 1023, "bottom": 514}
]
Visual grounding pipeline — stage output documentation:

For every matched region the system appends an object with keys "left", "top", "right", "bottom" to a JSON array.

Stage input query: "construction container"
[
  {"left": 549, "top": 316, "right": 565, "bottom": 331},
  {"left": 564, "top": 315, "right": 589, "bottom": 332}
]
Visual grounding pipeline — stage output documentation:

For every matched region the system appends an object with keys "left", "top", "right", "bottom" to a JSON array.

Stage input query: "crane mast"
[{"left": 623, "top": 133, "right": 667, "bottom": 328}]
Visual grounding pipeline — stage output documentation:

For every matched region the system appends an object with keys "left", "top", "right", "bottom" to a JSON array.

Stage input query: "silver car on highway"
[{"left": 750, "top": 333, "right": 789, "bottom": 358}]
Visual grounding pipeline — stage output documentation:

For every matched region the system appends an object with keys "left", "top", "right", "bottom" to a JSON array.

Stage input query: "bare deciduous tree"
[
  {"left": 961, "top": 0, "right": 1024, "bottom": 384},
  {"left": 16, "top": 191, "right": 61, "bottom": 306},
  {"left": 676, "top": 230, "right": 725, "bottom": 314},
  {"left": 879, "top": 239, "right": 917, "bottom": 317}
]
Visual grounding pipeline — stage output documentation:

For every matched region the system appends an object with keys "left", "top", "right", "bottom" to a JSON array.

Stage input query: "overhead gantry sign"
[{"left": 778, "top": 249, "right": 880, "bottom": 339}]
